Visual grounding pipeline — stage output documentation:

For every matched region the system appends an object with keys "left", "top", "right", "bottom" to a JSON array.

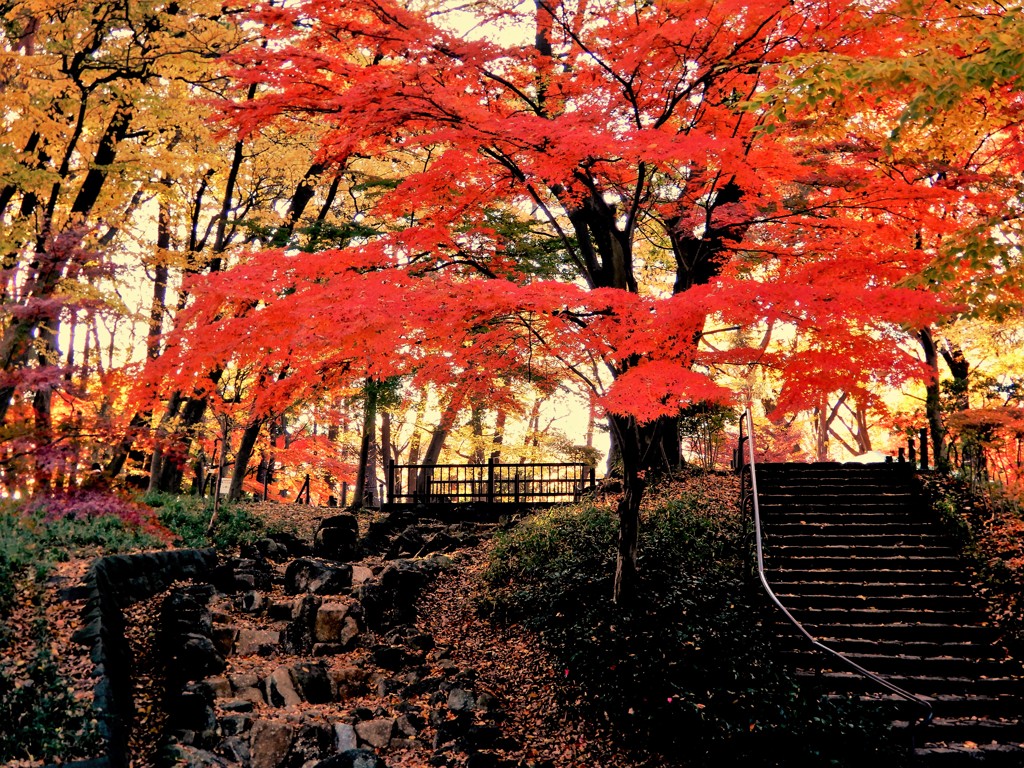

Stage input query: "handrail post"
[
  {"left": 387, "top": 459, "right": 396, "bottom": 504},
  {"left": 919, "top": 427, "right": 929, "bottom": 470}
]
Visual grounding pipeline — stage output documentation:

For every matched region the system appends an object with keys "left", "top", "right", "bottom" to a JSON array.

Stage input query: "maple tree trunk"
[
  {"left": 492, "top": 408, "right": 507, "bottom": 462},
  {"left": 919, "top": 328, "right": 947, "bottom": 469},
  {"left": 417, "top": 392, "right": 464, "bottom": 493},
  {"left": 406, "top": 392, "right": 428, "bottom": 496},
  {"left": 469, "top": 404, "right": 485, "bottom": 463},
  {"left": 229, "top": 418, "right": 263, "bottom": 501},
  {"left": 381, "top": 410, "right": 393, "bottom": 498},
  {"left": 610, "top": 413, "right": 646, "bottom": 604},
  {"left": 354, "top": 379, "right": 378, "bottom": 509}
]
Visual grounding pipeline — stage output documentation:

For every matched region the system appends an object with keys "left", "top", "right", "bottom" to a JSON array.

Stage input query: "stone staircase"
[{"left": 757, "top": 462, "right": 1024, "bottom": 765}]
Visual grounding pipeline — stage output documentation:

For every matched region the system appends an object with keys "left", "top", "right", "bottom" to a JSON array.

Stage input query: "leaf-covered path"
[{"left": 415, "top": 541, "right": 643, "bottom": 768}]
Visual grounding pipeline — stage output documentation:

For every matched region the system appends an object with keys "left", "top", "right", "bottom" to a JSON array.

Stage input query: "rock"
[
  {"left": 314, "top": 600, "right": 362, "bottom": 645},
  {"left": 376, "top": 677, "right": 403, "bottom": 697},
  {"left": 330, "top": 666, "right": 370, "bottom": 699},
  {"left": 211, "top": 625, "right": 238, "bottom": 657},
  {"left": 355, "top": 717, "right": 395, "bottom": 748},
  {"left": 165, "top": 745, "right": 231, "bottom": 767},
  {"left": 312, "top": 750, "right": 388, "bottom": 768},
  {"left": 284, "top": 595, "right": 323, "bottom": 654},
  {"left": 203, "top": 676, "right": 231, "bottom": 698},
  {"left": 218, "top": 735, "right": 251, "bottom": 763},
  {"left": 289, "top": 661, "right": 332, "bottom": 704},
  {"left": 269, "top": 599, "right": 294, "bottom": 620},
  {"left": 314, "top": 514, "right": 361, "bottom": 561},
  {"left": 237, "top": 590, "right": 267, "bottom": 614},
  {"left": 220, "top": 713, "right": 252, "bottom": 736},
  {"left": 351, "top": 565, "right": 374, "bottom": 586},
  {"left": 230, "top": 672, "right": 261, "bottom": 690},
  {"left": 177, "top": 633, "right": 226, "bottom": 680},
  {"left": 220, "top": 697, "right": 254, "bottom": 713},
  {"left": 371, "top": 645, "right": 409, "bottom": 671},
  {"left": 462, "top": 724, "right": 503, "bottom": 750},
  {"left": 235, "top": 628, "right": 281, "bottom": 657},
  {"left": 290, "top": 721, "right": 333, "bottom": 765},
  {"left": 395, "top": 715, "right": 420, "bottom": 737},
  {"left": 266, "top": 666, "right": 302, "bottom": 708},
  {"left": 250, "top": 720, "right": 295, "bottom": 768},
  {"left": 466, "top": 752, "right": 501, "bottom": 768},
  {"left": 285, "top": 558, "right": 353, "bottom": 595},
  {"left": 357, "top": 560, "right": 435, "bottom": 629},
  {"left": 235, "top": 686, "right": 266, "bottom": 707},
  {"left": 447, "top": 688, "right": 475, "bottom": 713},
  {"left": 333, "top": 722, "right": 358, "bottom": 752}
]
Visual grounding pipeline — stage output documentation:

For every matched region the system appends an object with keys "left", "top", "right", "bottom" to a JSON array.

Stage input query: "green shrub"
[
  {"left": 0, "top": 615, "right": 101, "bottom": 762},
  {"left": 481, "top": 494, "right": 899, "bottom": 767},
  {"left": 146, "top": 492, "right": 273, "bottom": 550}
]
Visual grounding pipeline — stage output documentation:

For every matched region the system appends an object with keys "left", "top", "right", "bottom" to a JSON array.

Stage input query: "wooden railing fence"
[{"left": 386, "top": 458, "right": 597, "bottom": 504}]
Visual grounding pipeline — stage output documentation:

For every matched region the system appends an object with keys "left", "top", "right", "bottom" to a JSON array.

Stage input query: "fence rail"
[{"left": 387, "top": 458, "right": 597, "bottom": 505}]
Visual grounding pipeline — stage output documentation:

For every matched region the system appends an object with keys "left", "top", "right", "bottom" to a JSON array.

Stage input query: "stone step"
[
  {"left": 763, "top": 512, "right": 931, "bottom": 525},
  {"left": 775, "top": 593, "right": 983, "bottom": 611},
  {"left": 769, "top": 555, "right": 963, "bottom": 570},
  {"left": 788, "top": 606, "right": 980, "bottom": 625},
  {"left": 768, "top": 569, "right": 966, "bottom": 584},
  {"left": 768, "top": 533, "right": 948, "bottom": 547},
  {"left": 769, "top": 521, "right": 937, "bottom": 535},
  {"left": 912, "top": 742, "right": 1024, "bottom": 766},
  {"left": 843, "top": 693, "right": 1019, "bottom": 719},
  {"left": 796, "top": 670, "right": 1024, "bottom": 697},
  {"left": 806, "top": 637, "right": 1005, "bottom": 661},
  {"left": 782, "top": 649, "right": 1011, "bottom": 678},
  {"left": 897, "top": 717, "right": 1024, "bottom": 744},
  {"left": 791, "top": 622, "right": 998, "bottom": 644},
  {"left": 769, "top": 580, "right": 974, "bottom": 598}
]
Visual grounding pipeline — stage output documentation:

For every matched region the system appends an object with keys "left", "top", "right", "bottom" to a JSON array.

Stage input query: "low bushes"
[{"left": 480, "top": 481, "right": 897, "bottom": 767}]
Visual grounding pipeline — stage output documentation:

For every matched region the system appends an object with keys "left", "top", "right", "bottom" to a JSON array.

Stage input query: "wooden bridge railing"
[{"left": 386, "top": 458, "right": 597, "bottom": 505}]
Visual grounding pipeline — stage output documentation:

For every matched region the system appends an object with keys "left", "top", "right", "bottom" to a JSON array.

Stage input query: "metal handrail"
[{"left": 738, "top": 407, "right": 934, "bottom": 728}]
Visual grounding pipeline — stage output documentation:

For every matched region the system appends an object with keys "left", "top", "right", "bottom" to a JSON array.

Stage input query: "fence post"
[
  {"left": 487, "top": 456, "right": 495, "bottom": 504},
  {"left": 919, "top": 427, "right": 929, "bottom": 470},
  {"left": 908, "top": 437, "right": 916, "bottom": 469},
  {"left": 387, "top": 460, "right": 396, "bottom": 504},
  {"left": 514, "top": 471, "right": 520, "bottom": 504},
  {"left": 589, "top": 466, "right": 596, "bottom": 493},
  {"left": 341, "top": 481, "right": 348, "bottom": 507}
]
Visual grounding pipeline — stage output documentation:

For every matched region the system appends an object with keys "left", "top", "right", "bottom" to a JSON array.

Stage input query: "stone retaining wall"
[{"left": 67, "top": 549, "right": 219, "bottom": 768}]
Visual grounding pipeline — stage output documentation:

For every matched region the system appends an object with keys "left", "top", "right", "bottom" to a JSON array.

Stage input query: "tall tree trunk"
[
  {"left": 406, "top": 392, "right": 428, "bottom": 494},
  {"left": 381, "top": 409, "right": 393, "bottom": 498},
  {"left": 417, "top": 392, "right": 464, "bottom": 493},
  {"left": 492, "top": 407, "right": 507, "bottom": 462},
  {"left": 610, "top": 413, "right": 646, "bottom": 604},
  {"left": 919, "top": 328, "right": 946, "bottom": 469},
  {"left": 469, "top": 404, "right": 485, "bottom": 463},
  {"left": 353, "top": 379, "right": 378, "bottom": 509},
  {"left": 228, "top": 418, "right": 263, "bottom": 501}
]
